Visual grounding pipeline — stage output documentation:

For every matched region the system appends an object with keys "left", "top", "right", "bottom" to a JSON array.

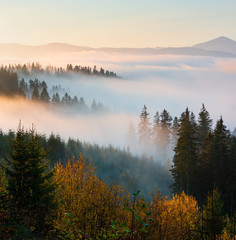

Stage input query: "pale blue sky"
[{"left": 0, "top": 0, "right": 235, "bottom": 47}]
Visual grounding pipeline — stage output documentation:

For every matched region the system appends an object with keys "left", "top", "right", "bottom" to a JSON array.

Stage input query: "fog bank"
[
  {"left": 0, "top": 96, "right": 137, "bottom": 148},
  {"left": 0, "top": 52, "right": 236, "bottom": 163}
]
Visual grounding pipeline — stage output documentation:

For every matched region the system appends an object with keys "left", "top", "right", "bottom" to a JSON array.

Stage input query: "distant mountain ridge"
[
  {"left": 193, "top": 36, "right": 236, "bottom": 55},
  {"left": 1, "top": 36, "right": 236, "bottom": 58}
]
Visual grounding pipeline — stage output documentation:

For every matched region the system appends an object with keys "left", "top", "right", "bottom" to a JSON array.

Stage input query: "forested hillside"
[
  {"left": 0, "top": 129, "right": 172, "bottom": 200},
  {"left": 0, "top": 61, "right": 235, "bottom": 239},
  {"left": 0, "top": 65, "right": 114, "bottom": 114},
  {"left": 0, "top": 123, "right": 235, "bottom": 239},
  {"left": 0, "top": 103, "right": 235, "bottom": 239}
]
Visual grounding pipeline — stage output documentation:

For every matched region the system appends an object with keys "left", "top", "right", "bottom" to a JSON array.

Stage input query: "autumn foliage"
[
  {"left": 0, "top": 126, "right": 235, "bottom": 239},
  {"left": 53, "top": 155, "right": 129, "bottom": 239},
  {"left": 52, "top": 156, "right": 205, "bottom": 240}
]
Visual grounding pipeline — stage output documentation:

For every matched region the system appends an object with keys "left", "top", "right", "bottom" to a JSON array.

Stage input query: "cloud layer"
[{"left": 0, "top": 52, "right": 236, "bottom": 153}]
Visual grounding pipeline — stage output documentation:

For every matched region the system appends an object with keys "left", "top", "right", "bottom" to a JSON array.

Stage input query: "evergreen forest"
[{"left": 0, "top": 62, "right": 235, "bottom": 239}]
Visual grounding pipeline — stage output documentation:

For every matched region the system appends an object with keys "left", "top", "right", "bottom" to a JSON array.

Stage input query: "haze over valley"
[
  {"left": 1, "top": 1, "right": 236, "bottom": 238},
  {"left": 1, "top": 36, "right": 236, "bottom": 148}
]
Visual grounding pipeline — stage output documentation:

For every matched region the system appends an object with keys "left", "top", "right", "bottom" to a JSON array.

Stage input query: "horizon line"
[{"left": 0, "top": 36, "right": 234, "bottom": 49}]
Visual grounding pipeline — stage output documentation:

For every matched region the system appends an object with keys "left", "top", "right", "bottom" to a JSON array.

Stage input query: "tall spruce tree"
[
  {"left": 211, "top": 117, "right": 232, "bottom": 214},
  {"left": 91, "top": 99, "right": 98, "bottom": 112},
  {"left": 40, "top": 87, "right": 50, "bottom": 102},
  {"left": 152, "top": 109, "right": 173, "bottom": 162},
  {"left": 46, "top": 133, "right": 66, "bottom": 167},
  {"left": 171, "top": 116, "right": 179, "bottom": 145},
  {"left": 5, "top": 124, "right": 56, "bottom": 236},
  {"left": 78, "top": 97, "right": 88, "bottom": 112},
  {"left": 228, "top": 136, "right": 236, "bottom": 220},
  {"left": 199, "top": 131, "right": 214, "bottom": 202},
  {"left": 202, "top": 189, "right": 226, "bottom": 239},
  {"left": 31, "top": 86, "right": 40, "bottom": 101},
  {"left": 138, "top": 105, "right": 152, "bottom": 148},
  {"left": 198, "top": 104, "right": 213, "bottom": 144},
  {"left": 212, "top": 118, "right": 230, "bottom": 191},
  {"left": 152, "top": 111, "right": 161, "bottom": 155},
  {"left": 199, "top": 117, "right": 235, "bottom": 215},
  {"left": 51, "top": 92, "right": 60, "bottom": 104},
  {"left": 159, "top": 109, "right": 173, "bottom": 152},
  {"left": 171, "top": 108, "right": 198, "bottom": 196}
]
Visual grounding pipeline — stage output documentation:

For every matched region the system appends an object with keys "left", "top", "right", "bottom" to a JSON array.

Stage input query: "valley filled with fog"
[
  {"left": 2, "top": 0, "right": 236, "bottom": 237},
  {"left": 1, "top": 51, "right": 236, "bottom": 163}
]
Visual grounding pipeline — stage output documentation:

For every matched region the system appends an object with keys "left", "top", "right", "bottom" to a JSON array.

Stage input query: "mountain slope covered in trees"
[{"left": 0, "top": 124, "right": 235, "bottom": 239}]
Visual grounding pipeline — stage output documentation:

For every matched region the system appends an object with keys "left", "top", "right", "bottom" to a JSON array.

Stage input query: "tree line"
[
  {"left": 5, "top": 62, "right": 119, "bottom": 78},
  {"left": 0, "top": 67, "right": 108, "bottom": 114},
  {"left": 126, "top": 105, "right": 183, "bottom": 165},
  {"left": 171, "top": 106, "right": 236, "bottom": 219},
  {"left": 20, "top": 77, "right": 108, "bottom": 113},
  {"left": 0, "top": 127, "right": 172, "bottom": 202},
  {"left": 0, "top": 67, "right": 18, "bottom": 96},
  {"left": 135, "top": 104, "right": 236, "bottom": 237},
  {"left": 0, "top": 125, "right": 235, "bottom": 239}
]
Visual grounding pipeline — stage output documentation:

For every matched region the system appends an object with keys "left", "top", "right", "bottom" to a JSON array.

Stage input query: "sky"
[{"left": 0, "top": 0, "right": 236, "bottom": 47}]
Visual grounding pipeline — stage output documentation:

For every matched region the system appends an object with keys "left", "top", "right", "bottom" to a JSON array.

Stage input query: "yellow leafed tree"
[
  {"left": 150, "top": 191, "right": 200, "bottom": 240},
  {"left": 53, "top": 155, "right": 128, "bottom": 239}
]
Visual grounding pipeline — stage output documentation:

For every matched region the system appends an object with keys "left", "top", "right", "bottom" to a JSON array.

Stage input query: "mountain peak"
[
  {"left": 215, "top": 36, "right": 233, "bottom": 41},
  {"left": 193, "top": 36, "right": 236, "bottom": 54}
]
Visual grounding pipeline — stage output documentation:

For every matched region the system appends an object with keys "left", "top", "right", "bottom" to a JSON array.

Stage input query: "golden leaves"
[{"left": 53, "top": 154, "right": 127, "bottom": 239}]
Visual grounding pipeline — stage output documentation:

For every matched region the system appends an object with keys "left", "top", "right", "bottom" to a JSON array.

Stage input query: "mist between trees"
[
  {"left": 126, "top": 105, "right": 176, "bottom": 165},
  {"left": 0, "top": 124, "right": 172, "bottom": 201},
  {"left": 128, "top": 103, "right": 236, "bottom": 217},
  {"left": 0, "top": 65, "right": 236, "bottom": 238},
  {"left": 0, "top": 65, "right": 111, "bottom": 114},
  {"left": 0, "top": 122, "right": 235, "bottom": 239},
  {"left": 128, "top": 103, "right": 236, "bottom": 163}
]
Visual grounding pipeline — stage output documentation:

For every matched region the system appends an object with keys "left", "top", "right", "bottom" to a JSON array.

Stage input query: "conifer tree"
[
  {"left": 19, "top": 78, "right": 28, "bottom": 92},
  {"left": 171, "top": 116, "right": 179, "bottom": 145},
  {"left": 152, "top": 111, "right": 162, "bottom": 158},
  {"left": 61, "top": 92, "right": 71, "bottom": 105},
  {"left": 198, "top": 117, "right": 234, "bottom": 214},
  {"left": 41, "top": 80, "right": 47, "bottom": 89},
  {"left": 46, "top": 133, "right": 66, "bottom": 166},
  {"left": 212, "top": 117, "right": 230, "bottom": 193},
  {"left": 40, "top": 87, "right": 50, "bottom": 102},
  {"left": 138, "top": 105, "right": 152, "bottom": 148},
  {"left": 159, "top": 109, "right": 173, "bottom": 157},
  {"left": 198, "top": 104, "right": 213, "bottom": 144},
  {"left": 91, "top": 99, "right": 98, "bottom": 112},
  {"left": 153, "top": 111, "right": 161, "bottom": 142},
  {"left": 78, "top": 97, "right": 88, "bottom": 112},
  {"left": 72, "top": 96, "right": 79, "bottom": 105},
  {"left": 31, "top": 86, "right": 40, "bottom": 101},
  {"left": 52, "top": 93, "right": 60, "bottom": 104},
  {"left": 198, "top": 131, "right": 214, "bottom": 201},
  {"left": 171, "top": 108, "right": 198, "bottom": 196},
  {"left": 228, "top": 136, "right": 236, "bottom": 219},
  {"left": 190, "top": 112, "right": 198, "bottom": 132},
  {"left": 202, "top": 189, "right": 226, "bottom": 239},
  {"left": 5, "top": 124, "right": 56, "bottom": 236}
]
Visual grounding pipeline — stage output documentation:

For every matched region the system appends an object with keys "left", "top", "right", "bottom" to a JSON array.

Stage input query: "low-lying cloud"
[
  {"left": 0, "top": 96, "right": 137, "bottom": 148},
  {"left": 0, "top": 52, "right": 236, "bottom": 163}
]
